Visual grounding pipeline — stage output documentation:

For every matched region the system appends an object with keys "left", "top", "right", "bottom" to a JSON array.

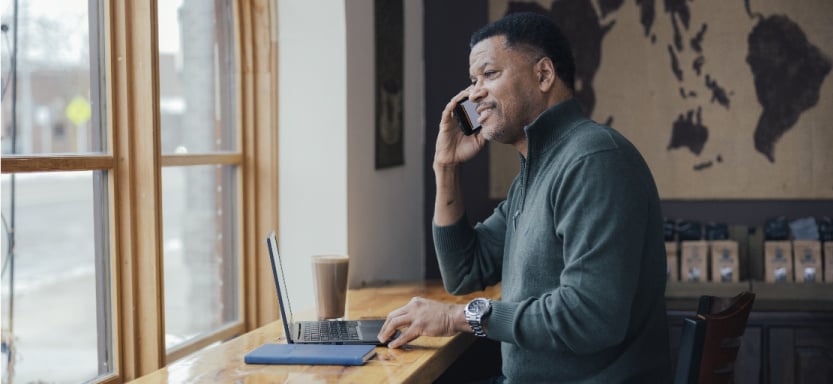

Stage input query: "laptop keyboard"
[{"left": 303, "top": 320, "right": 361, "bottom": 342}]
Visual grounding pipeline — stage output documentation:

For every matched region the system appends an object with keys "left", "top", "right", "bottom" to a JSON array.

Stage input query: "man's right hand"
[
  {"left": 434, "top": 88, "right": 488, "bottom": 169},
  {"left": 377, "top": 297, "right": 468, "bottom": 349}
]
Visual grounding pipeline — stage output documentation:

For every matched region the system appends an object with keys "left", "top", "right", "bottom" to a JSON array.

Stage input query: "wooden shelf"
[
  {"left": 665, "top": 282, "right": 750, "bottom": 311},
  {"left": 665, "top": 281, "right": 833, "bottom": 312},
  {"left": 748, "top": 281, "right": 833, "bottom": 311},
  {"left": 666, "top": 281, "right": 751, "bottom": 297}
]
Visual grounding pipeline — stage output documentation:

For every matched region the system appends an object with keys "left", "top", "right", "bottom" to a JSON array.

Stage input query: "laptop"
[{"left": 265, "top": 231, "right": 395, "bottom": 345}]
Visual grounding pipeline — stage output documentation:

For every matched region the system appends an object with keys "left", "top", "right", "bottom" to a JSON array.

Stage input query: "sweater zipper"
[{"left": 514, "top": 157, "right": 529, "bottom": 231}]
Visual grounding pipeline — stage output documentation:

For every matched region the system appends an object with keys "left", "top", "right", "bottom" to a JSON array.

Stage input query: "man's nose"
[{"left": 469, "top": 83, "right": 487, "bottom": 102}]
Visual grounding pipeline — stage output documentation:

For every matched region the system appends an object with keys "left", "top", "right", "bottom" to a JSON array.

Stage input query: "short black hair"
[{"left": 470, "top": 12, "right": 576, "bottom": 91}]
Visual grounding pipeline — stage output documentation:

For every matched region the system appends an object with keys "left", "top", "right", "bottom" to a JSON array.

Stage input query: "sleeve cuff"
[
  {"left": 487, "top": 299, "right": 518, "bottom": 343},
  {"left": 432, "top": 214, "right": 476, "bottom": 253}
]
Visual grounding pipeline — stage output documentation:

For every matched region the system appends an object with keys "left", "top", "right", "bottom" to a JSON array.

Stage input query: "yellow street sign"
[{"left": 65, "top": 96, "right": 92, "bottom": 126}]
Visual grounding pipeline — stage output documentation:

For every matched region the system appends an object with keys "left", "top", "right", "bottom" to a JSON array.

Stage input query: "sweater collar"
[{"left": 523, "top": 98, "right": 587, "bottom": 158}]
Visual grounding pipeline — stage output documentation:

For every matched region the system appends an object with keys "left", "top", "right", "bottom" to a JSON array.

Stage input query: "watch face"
[{"left": 467, "top": 298, "right": 489, "bottom": 315}]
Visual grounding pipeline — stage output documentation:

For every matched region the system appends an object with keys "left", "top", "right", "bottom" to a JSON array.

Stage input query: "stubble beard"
[
  {"left": 480, "top": 110, "right": 511, "bottom": 143},
  {"left": 482, "top": 125, "right": 505, "bottom": 143},
  {"left": 482, "top": 117, "right": 523, "bottom": 145}
]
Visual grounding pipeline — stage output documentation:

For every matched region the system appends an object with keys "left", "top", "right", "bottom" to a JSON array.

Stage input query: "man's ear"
[{"left": 536, "top": 57, "right": 557, "bottom": 92}]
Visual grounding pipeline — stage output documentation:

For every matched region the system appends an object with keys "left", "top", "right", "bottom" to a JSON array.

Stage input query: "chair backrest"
[{"left": 674, "top": 291, "right": 756, "bottom": 384}]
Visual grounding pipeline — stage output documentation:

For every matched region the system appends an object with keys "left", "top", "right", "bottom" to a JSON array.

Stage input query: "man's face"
[{"left": 468, "top": 35, "right": 542, "bottom": 145}]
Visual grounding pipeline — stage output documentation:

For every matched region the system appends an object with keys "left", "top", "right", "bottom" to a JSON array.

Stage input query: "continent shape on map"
[
  {"left": 658, "top": 0, "right": 736, "bottom": 168},
  {"left": 668, "top": 107, "right": 708, "bottom": 155},
  {"left": 746, "top": 15, "right": 832, "bottom": 162}
]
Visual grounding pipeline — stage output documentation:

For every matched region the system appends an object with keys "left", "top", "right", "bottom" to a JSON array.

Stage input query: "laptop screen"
[{"left": 266, "top": 231, "right": 295, "bottom": 339}]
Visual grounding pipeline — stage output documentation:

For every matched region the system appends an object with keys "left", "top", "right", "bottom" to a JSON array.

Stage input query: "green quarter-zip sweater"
[{"left": 434, "top": 99, "right": 671, "bottom": 383}]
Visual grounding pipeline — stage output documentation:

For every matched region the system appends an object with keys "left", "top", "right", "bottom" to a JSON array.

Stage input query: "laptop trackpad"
[
  {"left": 358, "top": 320, "right": 399, "bottom": 344},
  {"left": 357, "top": 320, "right": 384, "bottom": 335},
  {"left": 357, "top": 320, "right": 383, "bottom": 342}
]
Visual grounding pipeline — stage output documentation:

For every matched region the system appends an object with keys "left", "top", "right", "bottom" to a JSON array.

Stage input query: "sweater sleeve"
[
  {"left": 486, "top": 148, "right": 658, "bottom": 354},
  {"left": 432, "top": 202, "right": 507, "bottom": 295}
]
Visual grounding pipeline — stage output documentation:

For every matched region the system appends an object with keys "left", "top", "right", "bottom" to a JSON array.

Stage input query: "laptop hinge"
[{"left": 294, "top": 322, "right": 303, "bottom": 342}]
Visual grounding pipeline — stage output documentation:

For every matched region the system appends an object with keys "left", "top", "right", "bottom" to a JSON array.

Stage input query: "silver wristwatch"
[{"left": 465, "top": 297, "right": 492, "bottom": 337}]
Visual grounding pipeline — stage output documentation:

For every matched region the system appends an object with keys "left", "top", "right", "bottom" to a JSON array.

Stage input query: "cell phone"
[{"left": 453, "top": 97, "right": 481, "bottom": 136}]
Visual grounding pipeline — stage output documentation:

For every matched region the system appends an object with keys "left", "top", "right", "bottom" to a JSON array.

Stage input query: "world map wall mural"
[{"left": 487, "top": 0, "right": 833, "bottom": 199}]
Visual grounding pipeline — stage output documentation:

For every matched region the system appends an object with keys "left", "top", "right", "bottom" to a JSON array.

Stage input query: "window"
[
  {"left": 1, "top": 171, "right": 110, "bottom": 383},
  {"left": 1, "top": 0, "right": 278, "bottom": 381},
  {"left": 1, "top": 1, "right": 111, "bottom": 382},
  {"left": 156, "top": 0, "right": 240, "bottom": 354}
]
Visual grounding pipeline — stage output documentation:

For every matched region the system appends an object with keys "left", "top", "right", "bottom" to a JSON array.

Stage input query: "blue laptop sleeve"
[{"left": 244, "top": 343, "right": 376, "bottom": 366}]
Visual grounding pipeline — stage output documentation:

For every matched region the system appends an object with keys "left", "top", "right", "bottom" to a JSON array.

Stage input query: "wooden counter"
[{"left": 131, "top": 281, "right": 501, "bottom": 383}]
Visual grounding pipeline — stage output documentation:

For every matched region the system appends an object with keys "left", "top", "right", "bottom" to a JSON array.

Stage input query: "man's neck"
[
  {"left": 514, "top": 138, "right": 529, "bottom": 158},
  {"left": 514, "top": 90, "right": 574, "bottom": 158}
]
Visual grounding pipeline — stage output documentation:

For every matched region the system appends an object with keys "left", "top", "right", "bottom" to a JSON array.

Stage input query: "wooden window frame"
[{"left": 0, "top": 0, "right": 278, "bottom": 381}]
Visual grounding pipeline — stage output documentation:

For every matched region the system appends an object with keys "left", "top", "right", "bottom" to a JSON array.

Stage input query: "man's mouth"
[
  {"left": 476, "top": 103, "right": 495, "bottom": 124},
  {"left": 476, "top": 103, "right": 494, "bottom": 115}
]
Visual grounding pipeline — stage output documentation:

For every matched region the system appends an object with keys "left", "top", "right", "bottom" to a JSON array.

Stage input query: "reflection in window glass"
[
  {"left": 157, "top": 0, "right": 236, "bottom": 154},
  {"left": 1, "top": 0, "right": 103, "bottom": 155},
  {"left": 1, "top": 171, "right": 111, "bottom": 383},
  {"left": 162, "top": 165, "right": 238, "bottom": 349}
]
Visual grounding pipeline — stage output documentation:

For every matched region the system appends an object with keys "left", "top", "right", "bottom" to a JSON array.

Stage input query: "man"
[{"left": 378, "top": 12, "right": 670, "bottom": 383}]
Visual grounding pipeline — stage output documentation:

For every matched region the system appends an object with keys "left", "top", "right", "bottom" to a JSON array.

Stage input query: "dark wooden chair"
[{"left": 674, "top": 291, "right": 756, "bottom": 384}]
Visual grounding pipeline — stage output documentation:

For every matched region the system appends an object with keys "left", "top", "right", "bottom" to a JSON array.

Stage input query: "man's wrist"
[
  {"left": 451, "top": 304, "right": 469, "bottom": 333},
  {"left": 433, "top": 161, "right": 461, "bottom": 192},
  {"left": 433, "top": 160, "right": 459, "bottom": 173}
]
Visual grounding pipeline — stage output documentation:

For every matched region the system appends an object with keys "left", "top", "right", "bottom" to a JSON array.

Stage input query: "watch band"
[{"left": 468, "top": 318, "right": 487, "bottom": 337}]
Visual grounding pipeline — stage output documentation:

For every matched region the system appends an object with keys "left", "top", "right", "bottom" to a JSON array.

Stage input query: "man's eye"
[{"left": 484, "top": 70, "right": 498, "bottom": 78}]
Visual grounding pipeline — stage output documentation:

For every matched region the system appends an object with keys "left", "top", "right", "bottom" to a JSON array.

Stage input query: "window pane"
[
  {"left": 157, "top": 0, "right": 236, "bottom": 154},
  {"left": 1, "top": 0, "right": 104, "bottom": 155},
  {"left": 1, "top": 171, "right": 112, "bottom": 383},
  {"left": 162, "top": 165, "right": 238, "bottom": 350}
]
